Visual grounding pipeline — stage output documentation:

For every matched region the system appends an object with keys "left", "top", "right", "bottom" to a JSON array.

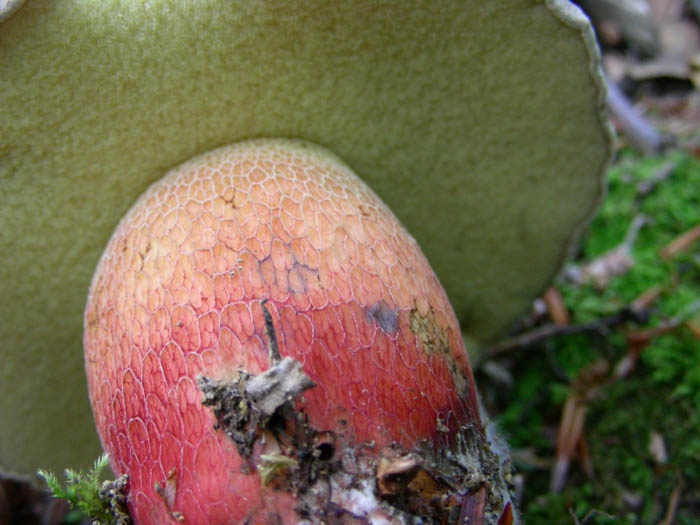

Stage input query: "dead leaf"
[{"left": 376, "top": 454, "right": 421, "bottom": 496}]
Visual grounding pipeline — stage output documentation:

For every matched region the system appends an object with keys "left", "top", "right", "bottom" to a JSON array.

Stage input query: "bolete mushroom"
[
  {"left": 84, "top": 139, "right": 516, "bottom": 523},
  {"left": 0, "top": 1, "right": 611, "bottom": 479}
]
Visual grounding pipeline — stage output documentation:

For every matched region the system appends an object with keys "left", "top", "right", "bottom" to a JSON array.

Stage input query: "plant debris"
[
  {"left": 198, "top": 316, "right": 515, "bottom": 523},
  {"left": 550, "top": 359, "right": 610, "bottom": 492},
  {"left": 197, "top": 356, "right": 315, "bottom": 457},
  {"left": 98, "top": 475, "right": 130, "bottom": 525},
  {"left": 199, "top": 359, "right": 516, "bottom": 522},
  {"left": 482, "top": 148, "right": 700, "bottom": 523}
]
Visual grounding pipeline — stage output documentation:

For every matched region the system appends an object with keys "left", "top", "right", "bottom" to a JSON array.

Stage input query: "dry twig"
[
  {"left": 607, "top": 80, "right": 669, "bottom": 154},
  {"left": 660, "top": 222, "right": 700, "bottom": 259},
  {"left": 484, "top": 306, "right": 646, "bottom": 358},
  {"left": 657, "top": 475, "right": 683, "bottom": 525}
]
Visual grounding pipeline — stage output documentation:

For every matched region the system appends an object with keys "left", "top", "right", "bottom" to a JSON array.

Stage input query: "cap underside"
[{"left": 1, "top": 0, "right": 610, "bottom": 477}]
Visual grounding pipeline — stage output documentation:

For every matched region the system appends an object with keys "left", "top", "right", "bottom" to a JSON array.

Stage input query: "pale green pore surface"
[{"left": 0, "top": 0, "right": 610, "bottom": 477}]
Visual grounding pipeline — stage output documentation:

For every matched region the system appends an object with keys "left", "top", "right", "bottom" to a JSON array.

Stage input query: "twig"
[
  {"left": 606, "top": 78, "right": 671, "bottom": 155},
  {"left": 615, "top": 298, "right": 700, "bottom": 378},
  {"left": 660, "top": 222, "right": 700, "bottom": 259},
  {"left": 261, "top": 299, "right": 281, "bottom": 363},
  {"left": 657, "top": 475, "right": 683, "bottom": 525},
  {"left": 569, "top": 506, "right": 581, "bottom": 525},
  {"left": 569, "top": 507, "right": 616, "bottom": 525},
  {"left": 486, "top": 294, "right": 700, "bottom": 360},
  {"left": 483, "top": 307, "right": 645, "bottom": 358}
]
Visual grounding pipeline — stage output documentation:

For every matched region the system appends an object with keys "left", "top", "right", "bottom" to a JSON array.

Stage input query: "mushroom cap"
[
  {"left": 0, "top": 0, "right": 24, "bottom": 22},
  {"left": 1, "top": 0, "right": 611, "bottom": 477}
]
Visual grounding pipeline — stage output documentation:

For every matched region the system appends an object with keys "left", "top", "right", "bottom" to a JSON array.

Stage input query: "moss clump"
[
  {"left": 38, "top": 453, "right": 130, "bottom": 524},
  {"left": 486, "top": 149, "right": 700, "bottom": 523}
]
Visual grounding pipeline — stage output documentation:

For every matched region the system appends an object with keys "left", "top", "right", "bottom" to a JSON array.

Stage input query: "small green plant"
[{"left": 38, "top": 453, "right": 130, "bottom": 524}]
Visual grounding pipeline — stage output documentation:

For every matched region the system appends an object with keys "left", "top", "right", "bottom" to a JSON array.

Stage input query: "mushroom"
[
  {"left": 84, "top": 139, "right": 515, "bottom": 523},
  {"left": 0, "top": 0, "right": 24, "bottom": 22},
  {"left": 0, "top": 1, "right": 611, "bottom": 479}
]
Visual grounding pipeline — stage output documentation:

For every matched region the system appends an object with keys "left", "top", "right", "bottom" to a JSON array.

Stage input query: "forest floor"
[
  {"left": 479, "top": 2, "right": 700, "bottom": 522},
  {"left": 481, "top": 147, "right": 700, "bottom": 524}
]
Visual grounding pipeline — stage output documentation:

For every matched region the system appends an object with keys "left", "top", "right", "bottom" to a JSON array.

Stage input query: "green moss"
[
  {"left": 489, "top": 149, "right": 700, "bottom": 523},
  {"left": 38, "top": 454, "right": 129, "bottom": 524}
]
